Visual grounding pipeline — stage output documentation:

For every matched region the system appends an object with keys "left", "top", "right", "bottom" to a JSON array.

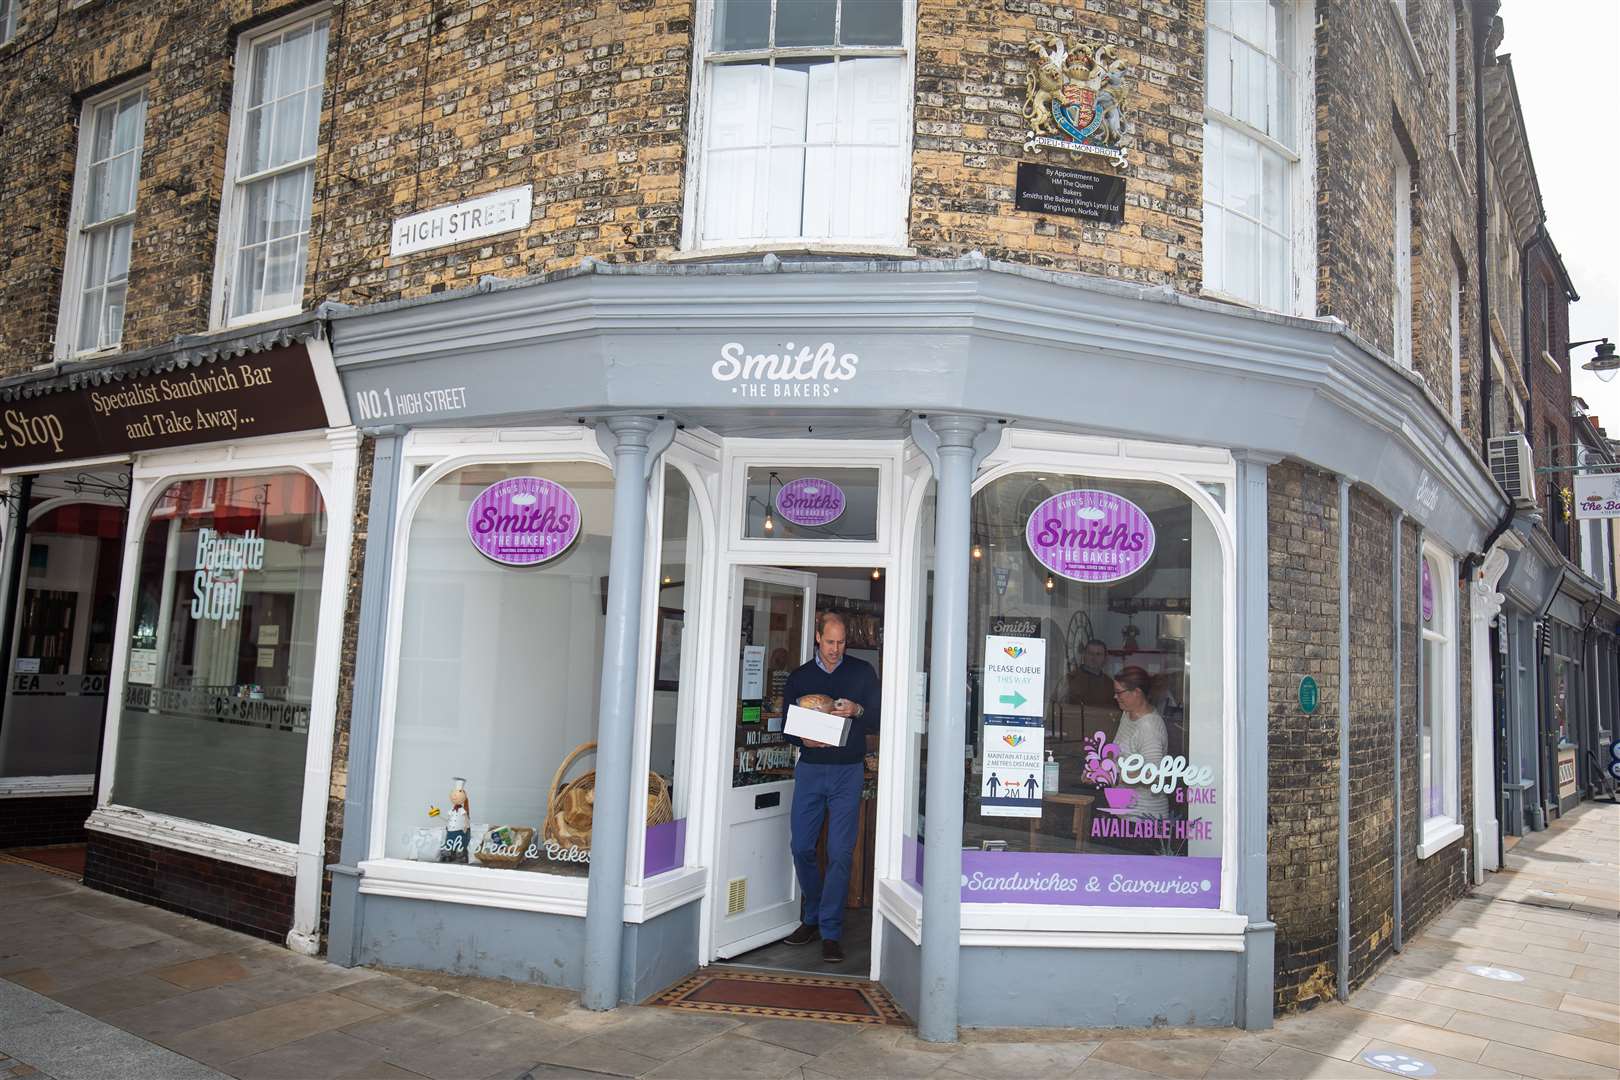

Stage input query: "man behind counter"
[{"left": 780, "top": 610, "right": 880, "bottom": 963}]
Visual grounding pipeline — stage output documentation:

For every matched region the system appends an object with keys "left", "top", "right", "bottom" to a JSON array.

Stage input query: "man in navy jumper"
[{"left": 780, "top": 610, "right": 879, "bottom": 963}]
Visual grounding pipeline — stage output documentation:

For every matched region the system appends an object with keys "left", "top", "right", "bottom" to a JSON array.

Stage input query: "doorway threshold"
[
  {"left": 648, "top": 966, "right": 908, "bottom": 1026},
  {"left": 717, "top": 910, "right": 873, "bottom": 977}
]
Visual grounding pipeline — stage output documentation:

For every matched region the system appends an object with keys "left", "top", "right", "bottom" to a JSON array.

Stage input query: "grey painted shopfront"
[{"left": 323, "top": 256, "right": 1505, "bottom": 1035}]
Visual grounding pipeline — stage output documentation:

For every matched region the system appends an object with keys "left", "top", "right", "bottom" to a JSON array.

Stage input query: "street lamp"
[{"left": 1573, "top": 338, "right": 1618, "bottom": 382}]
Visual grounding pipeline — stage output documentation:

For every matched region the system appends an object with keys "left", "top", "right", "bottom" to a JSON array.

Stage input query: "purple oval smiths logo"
[
  {"left": 775, "top": 477, "right": 846, "bottom": 528},
  {"left": 466, "top": 477, "right": 581, "bottom": 567},
  {"left": 1025, "top": 489, "right": 1155, "bottom": 584}
]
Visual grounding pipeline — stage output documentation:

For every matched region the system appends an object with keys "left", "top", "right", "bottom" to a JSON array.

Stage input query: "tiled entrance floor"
[{"left": 1, "top": 801, "right": 1614, "bottom": 1079}]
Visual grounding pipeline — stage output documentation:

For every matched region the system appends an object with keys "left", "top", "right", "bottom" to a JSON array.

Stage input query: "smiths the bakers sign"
[
  {"left": 1023, "top": 35, "right": 1131, "bottom": 166},
  {"left": 0, "top": 342, "right": 330, "bottom": 469}
]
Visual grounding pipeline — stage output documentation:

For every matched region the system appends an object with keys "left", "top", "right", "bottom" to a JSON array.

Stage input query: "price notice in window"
[{"left": 1014, "top": 162, "right": 1126, "bottom": 224}]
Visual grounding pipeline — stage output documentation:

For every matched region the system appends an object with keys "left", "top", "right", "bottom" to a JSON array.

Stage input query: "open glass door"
[{"left": 714, "top": 566, "right": 817, "bottom": 958}]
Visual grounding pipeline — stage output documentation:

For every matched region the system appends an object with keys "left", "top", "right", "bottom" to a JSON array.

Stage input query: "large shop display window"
[
  {"left": 905, "top": 470, "right": 1227, "bottom": 909},
  {"left": 381, "top": 461, "right": 697, "bottom": 880},
  {"left": 1, "top": 501, "right": 126, "bottom": 778},
  {"left": 112, "top": 473, "right": 326, "bottom": 841}
]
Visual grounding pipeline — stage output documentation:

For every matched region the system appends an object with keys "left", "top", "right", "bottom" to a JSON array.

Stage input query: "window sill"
[
  {"left": 87, "top": 804, "right": 298, "bottom": 875},
  {"left": 669, "top": 241, "right": 918, "bottom": 263},
  {"left": 876, "top": 878, "right": 1247, "bottom": 950},
  {"left": 1417, "top": 818, "right": 1464, "bottom": 860},
  {"left": 0, "top": 774, "right": 95, "bottom": 799},
  {"left": 217, "top": 303, "right": 306, "bottom": 334},
  {"left": 357, "top": 858, "right": 706, "bottom": 923}
]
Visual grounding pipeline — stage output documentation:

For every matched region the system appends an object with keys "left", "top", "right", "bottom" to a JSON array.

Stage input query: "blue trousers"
[{"left": 789, "top": 761, "right": 864, "bottom": 941}]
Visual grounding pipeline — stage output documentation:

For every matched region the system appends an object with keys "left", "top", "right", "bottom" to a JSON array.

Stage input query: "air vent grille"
[{"left": 726, "top": 877, "right": 747, "bottom": 915}]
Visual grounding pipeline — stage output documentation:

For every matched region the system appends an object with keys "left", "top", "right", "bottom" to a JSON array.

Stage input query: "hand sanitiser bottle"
[{"left": 1044, "top": 750, "right": 1059, "bottom": 793}]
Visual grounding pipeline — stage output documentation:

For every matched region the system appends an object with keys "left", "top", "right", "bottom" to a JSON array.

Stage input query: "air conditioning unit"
[{"left": 1488, "top": 432, "right": 1537, "bottom": 507}]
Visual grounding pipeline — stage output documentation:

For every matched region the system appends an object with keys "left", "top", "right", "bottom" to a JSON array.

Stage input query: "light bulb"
[
  {"left": 972, "top": 542, "right": 983, "bottom": 559},
  {"left": 662, "top": 575, "right": 672, "bottom": 585},
  {"left": 872, "top": 568, "right": 881, "bottom": 580},
  {"left": 1045, "top": 574, "right": 1055, "bottom": 592},
  {"left": 763, "top": 513, "right": 774, "bottom": 532}
]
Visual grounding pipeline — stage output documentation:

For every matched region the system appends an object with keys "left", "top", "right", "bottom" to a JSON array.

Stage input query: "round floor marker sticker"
[
  {"left": 1361, "top": 1050, "right": 1437, "bottom": 1077},
  {"left": 1464, "top": 964, "right": 1525, "bottom": 982},
  {"left": 466, "top": 476, "right": 581, "bottom": 566}
]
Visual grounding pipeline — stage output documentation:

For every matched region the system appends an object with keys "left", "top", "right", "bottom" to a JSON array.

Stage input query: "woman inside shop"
[{"left": 1109, "top": 666, "right": 1170, "bottom": 836}]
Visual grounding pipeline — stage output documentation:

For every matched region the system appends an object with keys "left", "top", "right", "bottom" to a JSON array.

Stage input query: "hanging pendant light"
[{"left": 1044, "top": 574, "right": 1055, "bottom": 592}]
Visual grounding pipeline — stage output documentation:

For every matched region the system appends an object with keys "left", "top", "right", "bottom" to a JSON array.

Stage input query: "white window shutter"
[
  {"left": 766, "top": 66, "right": 809, "bottom": 239},
  {"left": 703, "top": 64, "right": 769, "bottom": 243},
  {"left": 803, "top": 58, "right": 903, "bottom": 242}
]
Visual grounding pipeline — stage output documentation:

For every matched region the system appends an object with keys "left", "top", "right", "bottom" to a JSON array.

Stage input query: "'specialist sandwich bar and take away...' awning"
[{"left": 0, "top": 313, "right": 349, "bottom": 471}]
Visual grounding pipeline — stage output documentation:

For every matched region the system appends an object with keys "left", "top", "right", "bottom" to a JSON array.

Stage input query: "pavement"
[{"left": 0, "top": 801, "right": 1615, "bottom": 1080}]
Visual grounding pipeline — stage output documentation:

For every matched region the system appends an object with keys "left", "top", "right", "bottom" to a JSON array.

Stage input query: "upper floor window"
[
  {"left": 1393, "top": 134, "right": 1414, "bottom": 368},
  {"left": 1446, "top": 2, "right": 1460, "bottom": 155},
  {"left": 1449, "top": 259, "right": 1463, "bottom": 426},
  {"left": 214, "top": 9, "right": 330, "bottom": 326},
  {"left": 0, "top": 0, "right": 17, "bottom": 45},
  {"left": 59, "top": 84, "right": 147, "bottom": 357},
  {"left": 1203, "top": 0, "right": 1312, "bottom": 314},
  {"left": 689, "top": 0, "right": 909, "bottom": 250},
  {"left": 1418, "top": 546, "right": 1460, "bottom": 857}
]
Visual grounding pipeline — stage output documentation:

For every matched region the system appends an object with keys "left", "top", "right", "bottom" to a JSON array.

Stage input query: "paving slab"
[{"left": 0, "top": 977, "right": 228, "bottom": 1080}]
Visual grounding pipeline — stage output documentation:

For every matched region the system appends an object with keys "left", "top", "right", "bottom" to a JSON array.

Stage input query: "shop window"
[
  {"left": 111, "top": 472, "right": 326, "bottom": 841},
  {"left": 691, "top": 0, "right": 908, "bottom": 248},
  {"left": 1203, "top": 0, "right": 1311, "bottom": 314},
  {"left": 1418, "top": 546, "right": 1460, "bottom": 854},
  {"left": 0, "top": 501, "right": 127, "bottom": 778},
  {"left": 58, "top": 83, "right": 147, "bottom": 357},
  {"left": 214, "top": 9, "right": 330, "bottom": 325},
  {"left": 907, "top": 469, "right": 1227, "bottom": 908},
  {"left": 382, "top": 461, "right": 618, "bottom": 877},
  {"left": 646, "top": 464, "right": 702, "bottom": 878},
  {"left": 743, "top": 466, "right": 879, "bottom": 541}
]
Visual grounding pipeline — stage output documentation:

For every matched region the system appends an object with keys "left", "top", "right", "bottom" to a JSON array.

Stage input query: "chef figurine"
[{"left": 443, "top": 777, "right": 471, "bottom": 863}]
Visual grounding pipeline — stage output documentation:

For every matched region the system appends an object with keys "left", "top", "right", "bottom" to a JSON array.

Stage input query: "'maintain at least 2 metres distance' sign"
[{"left": 980, "top": 632, "right": 1047, "bottom": 819}]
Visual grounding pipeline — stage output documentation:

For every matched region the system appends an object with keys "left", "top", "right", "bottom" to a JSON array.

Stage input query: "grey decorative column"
[
  {"left": 911, "top": 414, "right": 997, "bottom": 1044},
  {"left": 328, "top": 430, "right": 404, "bottom": 968},
  {"left": 583, "top": 415, "right": 674, "bottom": 1011},
  {"left": 1233, "top": 452, "right": 1279, "bottom": 1030}
]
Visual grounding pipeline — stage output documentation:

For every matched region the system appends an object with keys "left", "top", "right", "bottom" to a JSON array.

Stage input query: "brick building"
[{"left": 1, "top": 0, "right": 1603, "bottom": 1036}]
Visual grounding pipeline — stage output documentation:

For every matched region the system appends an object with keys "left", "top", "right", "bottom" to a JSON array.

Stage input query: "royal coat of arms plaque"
[{"left": 1023, "top": 34, "right": 1131, "bottom": 166}]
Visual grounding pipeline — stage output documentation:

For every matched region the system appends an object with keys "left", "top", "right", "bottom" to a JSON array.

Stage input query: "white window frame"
[
  {"left": 210, "top": 5, "right": 331, "bottom": 330},
  {"left": 87, "top": 427, "right": 360, "bottom": 954},
  {"left": 357, "top": 426, "right": 716, "bottom": 924},
  {"left": 1417, "top": 544, "right": 1462, "bottom": 858},
  {"left": 878, "top": 429, "right": 1246, "bottom": 950},
  {"left": 1393, "top": 134, "right": 1414, "bottom": 369},
  {"left": 0, "top": 0, "right": 17, "bottom": 46},
  {"left": 56, "top": 80, "right": 149, "bottom": 361},
  {"left": 679, "top": 0, "right": 917, "bottom": 256},
  {"left": 1201, "top": 0, "right": 1317, "bottom": 318}
]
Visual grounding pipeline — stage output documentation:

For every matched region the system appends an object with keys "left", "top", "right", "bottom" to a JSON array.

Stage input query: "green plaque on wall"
[{"left": 1298, "top": 676, "right": 1319, "bottom": 715}]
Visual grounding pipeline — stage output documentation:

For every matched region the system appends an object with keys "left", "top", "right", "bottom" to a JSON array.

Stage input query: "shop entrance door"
[{"left": 713, "top": 566, "right": 817, "bottom": 958}]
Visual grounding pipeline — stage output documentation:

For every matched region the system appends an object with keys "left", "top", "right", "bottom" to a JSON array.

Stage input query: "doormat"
[
  {"left": 0, "top": 844, "right": 86, "bottom": 879},
  {"left": 649, "top": 970, "right": 909, "bottom": 1026}
]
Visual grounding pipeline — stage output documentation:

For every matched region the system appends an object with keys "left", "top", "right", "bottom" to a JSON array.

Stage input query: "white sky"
[{"left": 1498, "top": 0, "right": 1620, "bottom": 428}]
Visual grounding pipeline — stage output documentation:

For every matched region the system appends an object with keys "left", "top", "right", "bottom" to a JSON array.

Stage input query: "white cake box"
[{"left": 784, "top": 704, "right": 853, "bottom": 747}]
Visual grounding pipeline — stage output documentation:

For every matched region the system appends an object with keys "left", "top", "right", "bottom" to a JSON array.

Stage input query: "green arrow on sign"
[{"left": 998, "top": 690, "right": 1027, "bottom": 709}]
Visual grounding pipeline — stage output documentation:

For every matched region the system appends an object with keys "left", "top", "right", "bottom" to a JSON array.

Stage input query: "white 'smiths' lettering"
[{"left": 712, "top": 341, "right": 859, "bottom": 397}]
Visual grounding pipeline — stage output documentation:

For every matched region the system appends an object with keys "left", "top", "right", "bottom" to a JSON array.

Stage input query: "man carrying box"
[{"left": 780, "top": 610, "right": 880, "bottom": 963}]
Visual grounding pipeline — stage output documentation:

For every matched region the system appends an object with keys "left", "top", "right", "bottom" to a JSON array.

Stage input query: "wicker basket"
[
  {"left": 472, "top": 825, "right": 536, "bottom": 868},
  {"left": 543, "top": 741, "right": 675, "bottom": 850}
]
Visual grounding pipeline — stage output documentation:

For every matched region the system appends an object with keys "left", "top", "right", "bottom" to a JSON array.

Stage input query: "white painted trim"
[
  {"left": 667, "top": 243, "right": 919, "bottom": 262},
  {"left": 1417, "top": 819, "right": 1464, "bottom": 860},
  {"left": 209, "top": 4, "right": 332, "bottom": 329},
  {"left": 876, "top": 877, "right": 922, "bottom": 944},
  {"left": 87, "top": 805, "right": 298, "bottom": 876},
  {"left": 305, "top": 335, "right": 353, "bottom": 428},
  {"left": 0, "top": 775, "right": 95, "bottom": 799},
  {"left": 356, "top": 858, "right": 706, "bottom": 924},
  {"left": 961, "top": 929, "right": 1246, "bottom": 951},
  {"left": 1387, "top": 0, "right": 1427, "bottom": 78}
]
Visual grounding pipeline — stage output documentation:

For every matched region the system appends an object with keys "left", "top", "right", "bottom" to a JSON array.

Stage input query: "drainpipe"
[
  {"left": 1471, "top": 1, "right": 1496, "bottom": 458},
  {"left": 1337, "top": 479, "right": 1352, "bottom": 1000}
]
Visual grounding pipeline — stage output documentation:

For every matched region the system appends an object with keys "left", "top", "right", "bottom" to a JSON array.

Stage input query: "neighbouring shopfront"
[
  {"left": 325, "top": 256, "right": 1504, "bottom": 1031},
  {"left": 0, "top": 317, "right": 357, "bottom": 952}
]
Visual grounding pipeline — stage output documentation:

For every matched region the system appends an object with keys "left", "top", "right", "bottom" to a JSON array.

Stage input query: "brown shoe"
[
  {"left": 783, "top": 923, "right": 819, "bottom": 946},
  {"left": 821, "top": 938, "right": 844, "bottom": 963}
]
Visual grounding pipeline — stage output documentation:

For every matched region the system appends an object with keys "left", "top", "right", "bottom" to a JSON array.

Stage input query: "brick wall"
[
  {"left": 1315, "top": 0, "right": 1482, "bottom": 442},
  {"left": 1346, "top": 489, "right": 1396, "bottom": 988},
  {"left": 1267, "top": 460, "right": 1342, "bottom": 1013},
  {"left": 0, "top": 795, "right": 94, "bottom": 848},
  {"left": 84, "top": 831, "right": 295, "bottom": 943},
  {"left": 1524, "top": 239, "right": 1575, "bottom": 563}
]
